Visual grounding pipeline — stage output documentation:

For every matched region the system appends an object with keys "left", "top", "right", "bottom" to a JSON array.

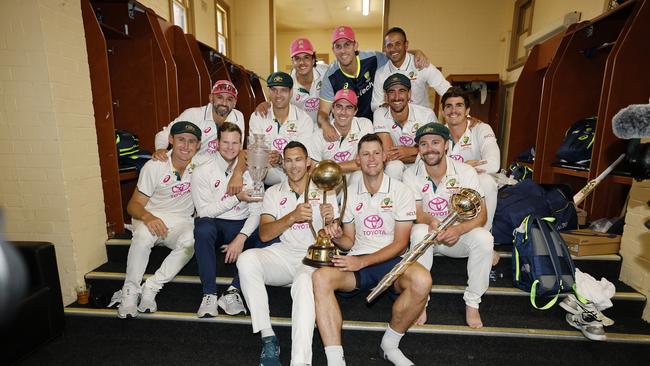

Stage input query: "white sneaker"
[
  {"left": 197, "top": 294, "right": 219, "bottom": 318},
  {"left": 217, "top": 289, "right": 247, "bottom": 315},
  {"left": 566, "top": 312, "right": 607, "bottom": 341},
  {"left": 137, "top": 285, "right": 158, "bottom": 313},
  {"left": 117, "top": 286, "right": 139, "bottom": 319},
  {"left": 560, "top": 294, "right": 614, "bottom": 326}
]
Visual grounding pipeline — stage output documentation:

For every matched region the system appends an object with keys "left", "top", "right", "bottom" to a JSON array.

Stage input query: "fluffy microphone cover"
[{"left": 612, "top": 103, "right": 650, "bottom": 139}]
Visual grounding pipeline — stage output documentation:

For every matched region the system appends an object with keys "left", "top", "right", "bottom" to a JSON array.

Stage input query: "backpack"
[
  {"left": 556, "top": 117, "right": 596, "bottom": 164},
  {"left": 493, "top": 180, "right": 577, "bottom": 243},
  {"left": 507, "top": 161, "right": 533, "bottom": 181},
  {"left": 115, "top": 129, "right": 151, "bottom": 172},
  {"left": 513, "top": 216, "right": 576, "bottom": 309}
]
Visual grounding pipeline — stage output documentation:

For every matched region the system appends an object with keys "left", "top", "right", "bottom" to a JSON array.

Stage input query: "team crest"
[
  {"left": 408, "top": 71, "right": 415, "bottom": 79},
  {"left": 364, "top": 71, "right": 370, "bottom": 80},
  {"left": 316, "top": 81, "right": 322, "bottom": 90},
  {"left": 447, "top": 178, "right": 457, "bottom": 187},
  {"left": 380, "top": 197, "right": 393, "bottom": 209},
  {"left": 273, "top": 75, "right": 283, "bottom": 82},
  {"left": 287, "top": 122, "right": 298, "bottom": 133},
  {"left": 462, "top": 136, "right": 470, "bottom": 144}
]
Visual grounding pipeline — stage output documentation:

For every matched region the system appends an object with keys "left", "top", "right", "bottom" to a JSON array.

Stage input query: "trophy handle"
[{"left": 304, "top": 172, "right": 318, "bottom": 239}]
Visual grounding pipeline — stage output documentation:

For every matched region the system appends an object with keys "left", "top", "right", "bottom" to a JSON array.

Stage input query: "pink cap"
[
  {"left": 211, "top": 80, "right": 238, "bottom": 97},
  {"left": 333, "top": 89, "right": 358, "bottom": 106},
  {"left": 290, "top": 38, "right": 315, "bottom": 57},
  {"left": 331, "top": 25, "right": 356, "bottom": 44}
]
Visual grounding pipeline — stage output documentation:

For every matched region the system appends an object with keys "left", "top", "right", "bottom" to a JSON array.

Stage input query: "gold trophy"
[
  {"left": 366, "top": 188, "right": 482, "bottom": 302},
  {"left": 302, "top": 160, "right": 348, "bottom": 267}
]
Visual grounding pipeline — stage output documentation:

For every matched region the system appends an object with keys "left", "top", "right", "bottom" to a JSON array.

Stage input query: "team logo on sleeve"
[
  {"left": 333, "top": 151, "right": 351, "bottom": 162},
  {"left": 280, "top": 197, "right": 287, "bottom": 206},
  {"left": 422, "top": 184, "right": 430, "bottom": 192},
  {"left": 355, "top": 202, "right": 363, "bottom": 211},
  {"left": 163, "top": 175, "right": 171, "bottom": 183},
  {"left": 428, "top": 197, "right": 449, "bottom": 217}
]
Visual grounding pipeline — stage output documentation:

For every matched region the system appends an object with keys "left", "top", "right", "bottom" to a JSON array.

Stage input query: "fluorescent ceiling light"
[{"left": 362, "top": 0, "right": 369, "bottom": 16}]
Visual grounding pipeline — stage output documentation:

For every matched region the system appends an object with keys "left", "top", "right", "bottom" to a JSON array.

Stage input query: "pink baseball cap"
[
  {"left": 211, "top": 80, "right": 238, "bottom": 97},
  {"left": 333, "top": 89, "right": 358, "bottom": 106},
  {"left": 332, "top": 25, "right": 356, "bottom": 44},
  {"left": 290, "top": 38, "right": 315, "bottom": 57}
]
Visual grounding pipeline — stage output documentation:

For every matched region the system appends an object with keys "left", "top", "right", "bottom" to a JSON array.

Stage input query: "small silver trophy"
[{"left": 246, "top": 134, "right": 270, "bottom": 198}]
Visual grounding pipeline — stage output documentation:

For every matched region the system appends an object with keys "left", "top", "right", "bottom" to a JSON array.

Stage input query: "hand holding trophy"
[
  {"left": 302, "top": 160, "right": 348, "bottom": 267},
  {"left": 246, "top": 134, "right": 270, "bottom": 198}
]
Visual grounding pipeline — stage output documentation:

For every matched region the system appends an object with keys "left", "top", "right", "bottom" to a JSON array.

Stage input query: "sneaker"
[
  {"left": 259, "top": 336, "right": 280, "bottom": 366},
  {"left": 218, "top": 288, "right": 247, "bottom": 315},
  {"left": 566, "top": 312, "right": 607, "bottom": 341},
  {"left": 560, "top": 294, "right": 614, "bottom": 326},
  {"left": 117, "top": 286, "right": 139, "bottom": 319},
  {"left": 137, "top": 285, "right": 158, "bottom": 313},
  {"left": 197, "top": 294, "right": 219, "bottom": 318}
]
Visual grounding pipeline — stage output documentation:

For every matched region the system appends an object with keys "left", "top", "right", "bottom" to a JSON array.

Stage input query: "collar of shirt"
[
  {"left": 451, "top": 122, "right": 471, "bottom": 147},
  {"left": 214, "top": 153, "right": 238, "bottom": 177},
  {"left": 204, "top": 104, "right": 239, "bottom": 123},
  {"left": 270, "top": 104, "right": 299, "bottom": 127},
  {"left": 384, "top": 104, "right": 415, "bottom": 130},
  {"left": 341, "top": 55, "right": 362, "bottom": 79},
  {"left": 357, "top": 173, "right": 391, "bottom": 195},
  {"left": 291, "top": 66, "right": 323, "bottom": 93},
  {"left": 388, "top": 52, "right": 413, "bottom": 73},
  {"left": 167, "top": 150, "right": 196, "bottom": 181},
  {"left": 331, "top": 117, "right": 361, "bottom": 140}
]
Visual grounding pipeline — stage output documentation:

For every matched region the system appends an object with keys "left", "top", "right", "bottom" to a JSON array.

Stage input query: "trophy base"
[
  {"left": 245, "top": 189, "right": 265, "bottom": 198},
  {"left": 302, "top": 257, "right": 336, "bottom": 267}
]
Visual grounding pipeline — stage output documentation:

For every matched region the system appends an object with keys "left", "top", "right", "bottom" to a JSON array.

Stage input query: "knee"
[
  {"left": 131, "top": 229, "right": 156, "bottom": 250},
  {"left": 177, "top": 229, "right": 195, "bottom": 251},
  {"left": 194, "top": 218, "right": 217, "bottom": 240},
  {"left": 236, "top": 250, "right": 259, "bottom": 274},
  {"left": 312, "top": 268, "right": 336, "bottom": 295},
  {"left": 404, "top": 266, "right": 432, "bottom": 298},
  {"left": 470, "top": 228, "right": 494, "bottom": 254},
  {"left": 410, "top": 224, "right": 429, "bottom": 245}
]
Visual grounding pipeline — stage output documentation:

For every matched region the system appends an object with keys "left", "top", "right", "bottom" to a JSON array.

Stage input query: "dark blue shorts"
[{"left": 337, "top": 256, "right": 402, "bottom": 298}]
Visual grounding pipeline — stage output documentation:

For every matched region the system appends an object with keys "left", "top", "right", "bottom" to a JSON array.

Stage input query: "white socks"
[
  {"left": 324, "top": 345, "right": 346, "bottom": 366},
  {"left": 260, "top": 328, "right": 275, "bottom": 338},
  {"left": 380, "top": 326, "right": 414, "bottom": 366}
]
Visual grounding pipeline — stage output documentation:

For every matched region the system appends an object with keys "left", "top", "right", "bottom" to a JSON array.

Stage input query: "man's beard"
[
  {"left": 422, "top": 152, "right": 443, "bottom": 167},
  {"left": 389, "top": 99, "right": 407, "bottom": 113},
  {"left": 213, "top": 104, "right": 232, "bottom": 118}
]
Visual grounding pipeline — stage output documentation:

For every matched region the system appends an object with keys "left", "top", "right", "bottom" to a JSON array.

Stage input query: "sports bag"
[
  {"left": 556, "top": 117, "right": 596, "bottom": 164},
  {"left": 493, "top": 180, "right": 577, "bottom": 243},
  {"left": 513, "top": 216, "right": 576, "bottom": 309}
]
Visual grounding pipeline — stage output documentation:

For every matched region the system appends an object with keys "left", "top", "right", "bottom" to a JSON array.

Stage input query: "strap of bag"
[
  {"left": 529, "top": 217, "right": 563, "bottom": 310},
  {"left": 513, "top": 215, "right": 531, "bottom": 283}
]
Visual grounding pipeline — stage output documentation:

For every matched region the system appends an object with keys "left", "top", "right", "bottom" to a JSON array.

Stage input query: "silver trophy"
[{"left": 246, "top": 134, "right": 270, "bottom": 198}]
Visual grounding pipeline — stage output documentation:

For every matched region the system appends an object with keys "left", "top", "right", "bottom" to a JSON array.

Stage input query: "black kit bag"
[
  {"left": 556, "top": 117, "right": 596, "bottom": 164},
  {"left": 115, "top": 129, "right": 151, "bottom": 172}
]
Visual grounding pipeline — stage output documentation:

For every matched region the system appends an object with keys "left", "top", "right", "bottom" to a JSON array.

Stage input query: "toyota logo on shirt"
[
  {"left": 450, "top": 154, "right": 464, "bottom": 162},
  {"left": 363, "top": 215, "right": 384, "bottom": 229},
  {"left": 333, "top": 151, "right": 351, "bottom": 162},
  {"left": 399, "top": 135, "right": 414, "bottom": 146},
  {"left": 171, "top": 182, "right": 191, "bottom": 198},
  {"left": 207, "top": 139, "right": 218, "bottom": 153},
  {"left": 428, "top": 197, "right": 449, "bottom": 216},
  {"left": 273, "top": 137, "right": 288, "bottom": 152},
  {"left": 305, "top": 98, "right": 319, "bottom": 109}
]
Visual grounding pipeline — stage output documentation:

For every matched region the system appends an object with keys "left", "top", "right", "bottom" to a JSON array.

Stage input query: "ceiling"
[{"left": 276, "top": 0, "right": 384, "bottom": 31}]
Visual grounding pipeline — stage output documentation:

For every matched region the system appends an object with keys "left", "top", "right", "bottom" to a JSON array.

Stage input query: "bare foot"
[
  {"left": 466, "top": 305, "right": 483, "bottom": 328},
  {"left": 415, "top": 306, "right": 427, "bottom": 325},
  {"left": 492, "top": 250, "right": 500, "bottom": 266}
]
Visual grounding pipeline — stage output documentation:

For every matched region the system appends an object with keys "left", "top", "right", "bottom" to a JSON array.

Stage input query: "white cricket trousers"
[
  {"left": 125, "top": 216, "right": 195, "bottom": 292},
  {"left": 410, "top": 223, "right": 493, "bottom": 308},
  {"left": 237, "top": 243, "right": 316, "bottom": 365},
  {"left": 478, "top": 173, "right": 498, "bottom": 231}
]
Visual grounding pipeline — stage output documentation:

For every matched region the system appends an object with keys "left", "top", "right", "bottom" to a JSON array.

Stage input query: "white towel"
[{"left": 575, "top": 268, "right": 616, "bottom": 310}]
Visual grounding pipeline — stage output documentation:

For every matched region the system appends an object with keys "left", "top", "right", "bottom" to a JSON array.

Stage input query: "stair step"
[
  {"left": 104, "top": 241, "right": 624, "bottom": 282},
  {"left": 65, "top": 307, "right": 650, "bottom": 344},
  {"left": 78, "top": 277, "right": 649, "bottom": 336}
]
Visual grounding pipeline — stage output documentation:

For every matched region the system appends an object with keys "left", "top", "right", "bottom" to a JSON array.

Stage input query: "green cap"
[
  {"left": 267, "top": 71, "right": 293, "bottom": 88},
  {"left": 415, "top": 123, "right": 450, "bottom": 143},
  {"left": 383, "top": 73, "right": 411, "bottom": 90},
  {"left": 170, "top": 121, "right": 201, "bottom": 140}
]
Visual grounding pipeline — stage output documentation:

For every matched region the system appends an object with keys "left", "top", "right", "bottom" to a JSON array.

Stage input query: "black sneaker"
[{"left": 260, "top": 335, "right": 280, "bottom": 366}]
